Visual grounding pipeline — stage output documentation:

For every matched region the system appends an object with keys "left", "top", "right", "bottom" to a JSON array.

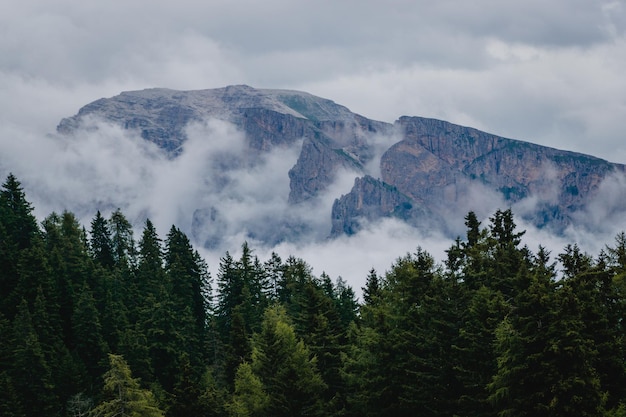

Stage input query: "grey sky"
[
  {"left": 1, "top": 0, "right": 625, "bottom": 290},
  {"left": 2, "top": 0, "right": 625, "bottom": 159}
]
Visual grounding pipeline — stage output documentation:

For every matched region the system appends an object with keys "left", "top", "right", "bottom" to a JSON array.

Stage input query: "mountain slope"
[{"left": 57, "top": 85, "right": 626, "bottom": 243}]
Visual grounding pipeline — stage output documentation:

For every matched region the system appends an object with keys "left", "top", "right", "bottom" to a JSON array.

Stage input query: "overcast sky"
[
  {"left": 2, "top": 0, "right": 625, "bottom": 159},
  {"left": 1, "top": 0, "right": 625, "bottom": 291}
]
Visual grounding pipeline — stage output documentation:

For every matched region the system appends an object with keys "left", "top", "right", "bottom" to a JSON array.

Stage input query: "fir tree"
[
  {"left": 0, "top": 174, "right": 39, "bottom": 319},
  {"left": 71, "top": 282, "right": 109, "bottom": 391},
  {"left": 90, "top": 211, "right": 115, "bottom": 270},
  {"left": 227, "top": 362, "right": 269, "bottom": 417},
  {"left": 91, "top": 354, "right": 164, "bottom": 417},
  {"left": 10, "top": 300, "right": 58, "bottom": 415},
  {"left": 250, "top": 305, "right": 326, "bottom": 417}
]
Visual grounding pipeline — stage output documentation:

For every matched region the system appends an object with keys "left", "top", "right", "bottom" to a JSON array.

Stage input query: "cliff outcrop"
[{"left": 57, "top": 86, "right": 626, "bottom": 241}]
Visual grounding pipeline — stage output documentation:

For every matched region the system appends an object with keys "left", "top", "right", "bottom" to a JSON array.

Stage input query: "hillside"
[{"left": 58, "top": 85, "right": 626, "bottom": 243}]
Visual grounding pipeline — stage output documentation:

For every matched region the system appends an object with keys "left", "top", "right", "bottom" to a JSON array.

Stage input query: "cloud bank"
[
  {"left": 2, "top": 0, "right": 626, "bottom": 293},
  {"left": 3, "top": 115, "right": 626, "bottom": 298}
]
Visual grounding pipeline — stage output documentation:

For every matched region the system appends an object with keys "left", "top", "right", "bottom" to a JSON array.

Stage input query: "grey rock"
[
  {"left": 331, "top": 175, "right": 437, "bottom": 236},
  {"left": 58, "top": 86, "right": 626, "bottom": 243}
]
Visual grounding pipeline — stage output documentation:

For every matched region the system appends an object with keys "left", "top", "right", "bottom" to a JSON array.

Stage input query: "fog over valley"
[{"left": 2, "top": 0, "right": 626, "bottom": 293}]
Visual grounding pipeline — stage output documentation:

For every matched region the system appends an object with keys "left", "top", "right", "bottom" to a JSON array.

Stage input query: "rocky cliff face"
[
  {"left": 58, "top": 85, "right": 626, "bottom": 242},
  {"left": 58, "top": 85, "right": 390, "bottom": 206},
  {"left": 378, "top": 117, "right": 622, "bottom": 231}
]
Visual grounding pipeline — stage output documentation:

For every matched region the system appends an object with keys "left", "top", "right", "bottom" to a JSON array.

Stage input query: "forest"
[{"left": 0, "top": 172, "right": 625, "bottom": 417}]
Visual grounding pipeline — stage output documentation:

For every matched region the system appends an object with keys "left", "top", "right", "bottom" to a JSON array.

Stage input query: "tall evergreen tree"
[
  {"left": 10, "top": 299, "right": 58, "bottom": 416},
  {"left": 362, "top": 268, "right": 381, "bottom": 306},
  {"left": 91, "top": 354, "right": 164, "bottom": 417},
  {"left": 71, "top": 282, "right": 109, "bottom": 391},
  {"left": 0, "top": 313, "right": 22, "bottom": 417},
  {"left": 248, "top": 305, "right": 326, "bottom": 417},
  {"left": 454, "top": 285, "right": 505, "bottom": 417},
  {"left": 345, "top": 248, "right": 460, "bottom": 417},
  {"left": 137, "top": 219, "right": 166, "bottom": 300},
  {"left": 226, "top": 362, "right": 269, "bottom": 417},
  {"left": 108, "top": 209, "right": 137, "bottom": 269},
  {"left": 90, "top": 211, "right": 115, "bottom": 270},
  {"left": 164, "top": 225, "right": 211, "bottom": 363},
  {"left": 488, "top": 259, "right": 604, "bottom": 417},
  {"left": 0, "top": 174, "right": 39, "bottom": 319},
  {"left": 214, "top": 244, "right": 268, "bottom": 386},
  {"left": 0, "top": 174, "right": 38, "bottom": 250},
  {"left": 563, "top": 253, "right": 626, "bottom": 411},
  {"left": 41, "top": 211, "right": 95, "bottom": 347}
]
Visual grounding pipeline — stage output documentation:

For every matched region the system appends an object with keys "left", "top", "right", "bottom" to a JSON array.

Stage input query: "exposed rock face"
[
  {"left": 371, "top": 116, "right": 623, "bottom": 232},
  {"left": 58, "top": 85, "right": 626, "bottom": 242},
  {"left": 331, "top": 176, "right": 437, "bottom": 235},
  {"left": 58, "top": 85, "right": 389, "bottom": 206}
]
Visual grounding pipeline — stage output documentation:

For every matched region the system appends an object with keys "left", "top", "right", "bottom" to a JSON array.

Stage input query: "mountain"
[{"left": 57, "top": 85, "right": 626, "bottom": 244}]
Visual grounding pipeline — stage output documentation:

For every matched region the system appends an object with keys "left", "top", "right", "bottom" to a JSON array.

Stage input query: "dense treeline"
[{"left": 0, "top": 173, "right": 625, "bottom": 416}]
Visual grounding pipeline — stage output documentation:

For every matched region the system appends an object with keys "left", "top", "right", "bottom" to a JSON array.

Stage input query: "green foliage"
[
  {"left": 249, "top": 305, "right": 327, "bottom": 417},
  {"left": 0, "top": 173, "right": 624, "bottom": 417},
  {"left": 91, "top": 354, "right": 164, "bottom": 417},
  {"left": 227, "top": 362, "right": 269, "bottom": 417}
]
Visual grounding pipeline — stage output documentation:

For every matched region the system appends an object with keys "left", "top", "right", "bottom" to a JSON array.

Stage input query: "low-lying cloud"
[{"left": 3, "top": 115, "right": 626, "bottom": 297}]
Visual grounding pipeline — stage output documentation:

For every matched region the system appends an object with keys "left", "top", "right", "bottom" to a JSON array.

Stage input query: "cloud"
[
  {"left": 570, "top": 172, "right": 626, "bottom": 237},
  {"left": 3, "top": 0, "right": 626, "bottom": 166},
  {"left": 218, "top": 216, "right": 453, "bottom": 300},
  {"left": 1, "top": 0, "right": 626, "bottom": 296},
  {"left": 298, "top": 32, "right": 626, "bottom": 164}
]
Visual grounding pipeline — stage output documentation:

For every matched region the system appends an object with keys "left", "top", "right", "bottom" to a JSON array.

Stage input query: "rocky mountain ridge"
[{"left": 57, "top": 85, "right": 626, "bottom": 244}]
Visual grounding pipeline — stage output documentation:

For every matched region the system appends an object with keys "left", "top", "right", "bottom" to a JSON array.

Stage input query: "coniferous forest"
[{"left": 1, "top": 172, "right": 625, "bottom": 417}]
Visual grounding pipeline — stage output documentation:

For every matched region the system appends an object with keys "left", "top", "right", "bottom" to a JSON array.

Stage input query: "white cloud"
[{"left": 1, "top": 0, "right": 626, "bottom": 295}]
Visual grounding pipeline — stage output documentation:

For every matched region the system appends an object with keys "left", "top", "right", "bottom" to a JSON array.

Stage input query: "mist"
[{"left": 2, "top": 112, "right": 626, "bottom": 298}]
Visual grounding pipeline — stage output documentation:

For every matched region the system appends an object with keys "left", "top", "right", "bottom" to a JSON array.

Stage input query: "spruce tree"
[
  {"left": 91, "top": 354, "right": 164, "bottom": 417},
  {"left": 10, "top": 300, "right": 58, "bottom": 415},
  {"left": 0, "top": 174, "right": 39, "bottom": 319},
  {"left": 164, "top": 225, "right": 211, "bottom": 361},
  {"left": 454, "top": 285, "right": 505, "bottom": 417},
  {"left": 227, "top": 362, "right": 269, "bottom": 417},
  {"left": 90, "top": 211, "right": 115, "bottom": 270},
  {"left": 250, "top": 305, "right": 326, "bottom": 417},
  {"left": 0, "top": 313, "right": 22, "bottom": 417},
  {"left": 71, "top": 282, "right": 109, "bottom": 390}
]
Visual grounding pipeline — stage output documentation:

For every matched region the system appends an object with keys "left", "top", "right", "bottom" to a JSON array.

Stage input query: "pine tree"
[
  {"left": 0, "top": 174, "right": 39, "bottom": 319},
  {"left": 90, "top": 211, "right": 115, "bottom": 270},
  {"left": 362, "top": 268, "right": 381, "bottom": 306},
  {"left": 488, "top": 258, "right": 603, "bottom": 417},
  {"left": 454, "top": 285, "right": 506, "bottom": 417},
  {"left": 91, "top": 354, "right": 164, "bottom": 417},
  {"left": 263, "top": 252, "right": 284, "bottom": 302},
  {"left": 563, "top": 253, "right": 626, "bottom": 412},
  {"left": 108, "top": 209, "right": 136, "bottom": 268},
  {"left": 487, "top": 209, "right": 529, "bottom": 298},
  {"left": 164, "top": 226, "right": 211, "bottom": 365},
  {"left": 250, "top": 305, "right": 326, "bottom": 417},
  {"left": 214, "top": 244, "right": 268, "bottom": 386},
  {"left": 345, "top": 248, "right": 459, "bottom": 417},
  {"left": 136, "top": 219, "right": 166, "bottom": 301},
  {"left": 543, "top": 284, "right": 603, "bottom": 416},
  {"left": 71, "top": 282, "right": 109, "bottom": 390},
  {"left": 32, "top": 286, "right": 84, "bottom": 409},
  {"left": 41, "top": 211, "right": 94, "bottom": 347},
  {"left": 168, "top": 354, "right": 213, "bottom": 417},
  {"left": 0, "top": 313, "right": 22, "bottom": 417},
  {"left": 288, "top": 274, "right": 345, "bottom": 412},
  {"left": 227, "top": 362, "right": 269, "bottom": 417},
  {"left": 10, "top": 299, "right": 58, "bottom": 415},
  {"left": 12, "top": 235, "right": 53, "bottom": 314},
  {"left": 460, "top": 211, "right": 491, "bottom": 291}
]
